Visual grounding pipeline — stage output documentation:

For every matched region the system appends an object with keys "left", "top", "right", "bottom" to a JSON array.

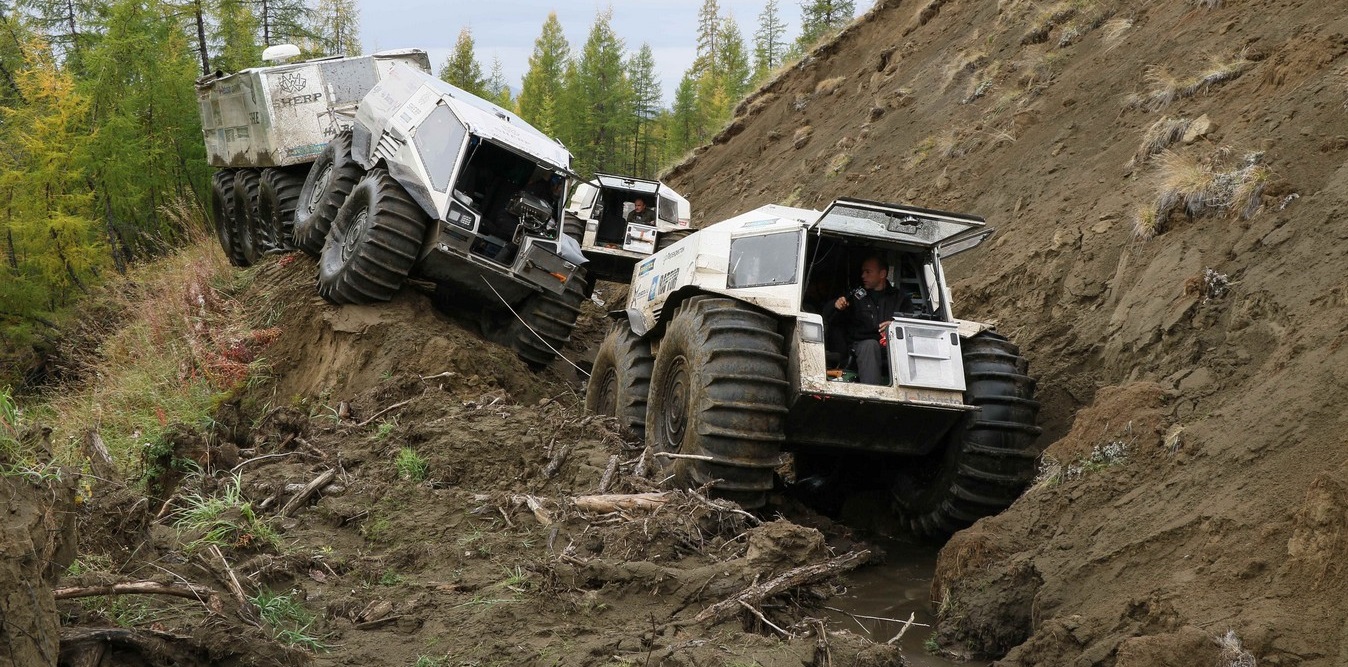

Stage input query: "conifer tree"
[
  {"left": 484, "top": 56, "right": 512, "bottom": 109},
  {"left": 211, "top": 0, "right": 260, "bottom": 71},
  {"left": 0, "top": 38, "right": 102, "bottom": 316},
  {"left": 718, "top": 15, "right": 750, "bottom": 107},
  {"left": 255, "top": 0, "right": 311, "bottom": 47},
  {"left": 626, "top": 43, "right": 660, "bottom": 177},
  {"left": 753, "top": 0, "right": 787, "bottom": 82},
  {"left": 438, "top": 27, "right": 484, "bottom": 96},
  {"left": 693, "top": 0, "right": 720, "bottom": 75},
  {"left": 797, "top": 0, "right": 855, "bottom": 52},
  {"left": 517, "top": 12, "right": 570, "bottom": 136},
  {"left": 571, "top": 9, "right": 631, "bottom": 175},
  {"left": 668, "top": 71, "right": 700, "bottom": 157},
  {"left": 310, "top": 0, "right": 359, "bottom": 56},
  {"left": 15, "top": 0, "right": 97, "bottom": 70}
]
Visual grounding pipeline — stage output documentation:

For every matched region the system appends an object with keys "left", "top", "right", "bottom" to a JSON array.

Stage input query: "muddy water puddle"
[{"left": 825, "top": 538, "right": 966, "bottom": 667}]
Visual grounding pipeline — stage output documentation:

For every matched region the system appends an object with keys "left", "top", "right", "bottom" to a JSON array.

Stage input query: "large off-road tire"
[
  {"left": 294, "top": 130, "right": 362, "bottom": 257},
  {"left": 562, "top": 213, "right": 585, "bottom": 244},
  {"left": 510, "top": 273, "right": 588, "bottom": 370},
  {"left": 586, "top": 323, "right": 654, "bottom": 437},
  {"left": 893, "top": 331, "right": 1042, "bottom": 539},
  {"left": 317, "top": 168, "right": 427, "bottom": 305},
  {"left": 210, "top": 170, "right": 246, "bottom": 266},
  {"left": 646, "top": 296, "right": 789, "bottom": 508},
  {"left": 233, "top": 168, "right": 263, "bottom": 265},
  {"left": 654, "top": 228, "right": 692, "bottom": 252},
  {"left": 258, "top": 167, "right": 307, "bottom": 250}
]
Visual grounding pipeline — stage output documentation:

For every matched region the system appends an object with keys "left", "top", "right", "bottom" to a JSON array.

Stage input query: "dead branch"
[
  {"left": 738, "top": 600, "right": 794, "bottom": 637},
  {"left": 652, "top": 451, "right": 714, "bottom": 462},
  {"left": 598, "top": 455, "right": 619, "bottom": 493},
  {"left": 543, "top": 442, "right": 571, "bottom": 478},
  {"left": 687, "top": 489, "right": 762, "bottom": 526},
  {"left": 690, "top": 550, "right": 871, "bottom": 626},
  {"left": 634, "top": 448, "right": 650, "bottom": 478},
  {"left": 886, "top": 612, "right": 921, "bottom": 645},
  {"left": 572, "top": 492, "right": 672, "bottom": 513},
  {"left": 280, "top": 468, "right": 337, "bottom": 517},
  {"left": 356, "top": 396, "right": 417, "bottom": 427},
  {"left": 228, "top": 451, "right": 299, "bottom": 474},
  {"left": 54, "top": 581, "right": 220, "bottom": 613},
  {"left": 511, "top": 494, "right": 554, "bottom": 526},
  {"left": 208, "top": 545, "right": 249, "bottom": 608}
]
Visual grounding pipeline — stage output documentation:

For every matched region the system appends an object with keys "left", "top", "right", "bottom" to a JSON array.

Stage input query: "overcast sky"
[{"left": 357, "top": 1, "right": 868, "bottom": 104}]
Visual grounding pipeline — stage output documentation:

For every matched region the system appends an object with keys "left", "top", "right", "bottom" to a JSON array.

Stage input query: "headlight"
[
  {"left": 800, "top": 320, "right": 824, "bottom": 343},
  {"left": 446, "top": 201, "right": 477, "bottom": 230}
]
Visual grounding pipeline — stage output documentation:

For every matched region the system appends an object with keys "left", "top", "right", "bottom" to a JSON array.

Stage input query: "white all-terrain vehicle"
[
  {"left": 586, "top": 198, "right": 1041, "bottom": 538},
  {"left": 562, "top": 174, "right": 693, "bottom": 284},
  {"left": 293, "top": 63, "right": 589, "bottom": 369},
  {"left": 197, "top": 46, "right": 431, "bottom": 265}
]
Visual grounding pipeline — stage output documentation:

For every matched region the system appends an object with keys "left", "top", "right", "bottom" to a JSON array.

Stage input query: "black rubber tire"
[
  {"left": 893, "top": 330, "right": 1043, "bottom": 539},
  {"left": 585, "top": 323, "right": 654, "bottom": 437},
  {"left": 233, "top": 168, "right": 262, "bottom": 265},
  {"left": 294, "top": 130, "right": 362, "bottom": 257},
  {"left": 646, "top": 296, "right": 789, "bottom": 508},
  {"left": 562, "top": 213, "right": 585, "bottom": 244},
  {"left": 655, "top": 228, "right": 693, "bottom": 252},
  {"left": 258, "top": 167, "right": 307, "bottom": 250},
  {"left": 317, "top": 168, "right": 427, "bottom": 305},
  {"left": 511, "top": 272, "right": 588, "bottom": 370},
  {"left": 210, "top": 170, "right": 246, "bottom": 266}
]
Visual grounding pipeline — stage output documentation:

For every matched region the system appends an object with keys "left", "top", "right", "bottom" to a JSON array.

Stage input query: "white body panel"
[{"left": 196, "top": 50, "right": 431, "bottom": 168}]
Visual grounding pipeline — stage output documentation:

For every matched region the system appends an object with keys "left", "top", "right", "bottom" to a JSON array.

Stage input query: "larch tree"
[
  {"left": 570, "top": 9, "right": 631, "bottom": 176},
  {"left": 210, "top": 0, "right": 260, "bottom": 71},
  {"left": 626, "top": 43, "right": 660, "bottom": 177},
  {"left": 718, "top": 15, "right": 750, "bottom": 108},
  {"left": 310, "top": 0, "right": 358, "bottom": 57},
  {"left": 516, "top": 12, "right": 570, "bottom": 136},
  {"left": 752, "top": 0, "right": 787, "bottom": 82},
  {"left": 668, "top": 71, "right": 700, "bottom": 158},
  {"left": 0, "top": 4, "right": 29, "bottom": 102},
  {"left": 14, "top": 0, "right": 98, "bottom": 70},
  {"left": 254, "top": 0, "right": 311, "bottom": 47},
  {"left": 797, "top": 0, "right": 855, "bottom": 52},
  {"left": 82, "top": 0, "right": 206, "bottom": 263},
  {"left": 0, "top": 38, "right": 102, "bottom": 319},
  {"left": 438, "top": 27, "right": 484, "bottom": 96}
]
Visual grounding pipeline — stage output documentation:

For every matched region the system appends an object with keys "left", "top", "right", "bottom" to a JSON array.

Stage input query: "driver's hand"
[
  {"left": 834, "top": 296, "right": 848, "bottom": 310},
  {"left": 877, "top": 322, "right": 888, "bottom": 334}
]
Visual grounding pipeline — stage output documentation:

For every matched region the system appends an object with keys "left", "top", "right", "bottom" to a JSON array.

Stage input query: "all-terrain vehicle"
[
  {"left": 196, "top": 46, "right": 431, "bottom": 265},
  {"left": 295, "top": 63, "right": 589, "bottom": 369},
  {"left": 586, "top": 198, "right": 1041, "bottom": 538},
  {"left": 562, "top": 174, "right": 693, "bottom": 283}
]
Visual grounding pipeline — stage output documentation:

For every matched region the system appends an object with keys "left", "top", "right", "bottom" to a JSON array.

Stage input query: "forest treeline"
[
  {"left": 442, "top": 0, "right": 857, "bottom": 178},
  {"left": 0, "top": 0, "right": 855, "bottom": 386}
]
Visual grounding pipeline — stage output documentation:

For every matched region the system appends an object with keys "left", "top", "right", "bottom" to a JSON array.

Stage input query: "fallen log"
[
  {"left": 572, "top": 492, "right": 672, "bottom": 513},
  {"left": 53, "top": 581, "right": 221, "bottom": 612},
  {"left": 690, "top": 549, "right": 871, "bottom": 626}
]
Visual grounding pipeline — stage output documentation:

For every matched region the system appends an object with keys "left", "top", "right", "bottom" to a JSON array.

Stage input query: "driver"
[
  {"left": 627, "top": 197, "right": 656, "bottom": 224},
  {"left": 823, "top": 255, "right": 912, "bottom": 385}
]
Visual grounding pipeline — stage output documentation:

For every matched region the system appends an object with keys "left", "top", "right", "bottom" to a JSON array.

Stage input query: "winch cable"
[{"left": 481, "top": 275, "right": 590, "bottom": 377}]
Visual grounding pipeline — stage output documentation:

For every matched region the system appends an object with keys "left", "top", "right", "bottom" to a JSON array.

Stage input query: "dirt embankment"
[
  {"left": 666, "top": 0, "right": 1348, "bottom": 663},
  {"left": 45, "top": 257, "right": 904, "bottom": 667}
]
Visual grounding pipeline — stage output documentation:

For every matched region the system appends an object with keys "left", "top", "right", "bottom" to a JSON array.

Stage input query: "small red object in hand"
[{"left": 879, "top": 330, "right": 887, "bottom": 347}]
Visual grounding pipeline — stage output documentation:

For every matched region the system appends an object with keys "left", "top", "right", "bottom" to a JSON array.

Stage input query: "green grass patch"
[
  {"left": 172, "top": 474, "right": 278, "bottom": 552},
  {"left": 250, "top": 588, "right": 326, "bottom": 651},
  {"left": 395, "top": 447, "right": 428, "bottom": 482}
]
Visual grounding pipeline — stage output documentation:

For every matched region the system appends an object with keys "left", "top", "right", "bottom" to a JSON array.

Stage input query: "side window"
[
  {"left": 412, "top": 104, "right": 467, "bottom": 192},
  {"left": 657, "top": 195, "right": 677, "bottom": 224},
  {"left": 728, "top": 231, "right": 801, "bottom": 288}
]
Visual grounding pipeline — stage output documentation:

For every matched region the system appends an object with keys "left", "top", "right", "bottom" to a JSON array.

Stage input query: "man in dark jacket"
[{"left": 823, "top": 256, "right": 912, "bottom": 385}]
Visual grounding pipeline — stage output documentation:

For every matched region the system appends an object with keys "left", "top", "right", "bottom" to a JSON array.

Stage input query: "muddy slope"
[
  {"left": 58, "top": 257, "right": 904, "bottom": 667},
  {"left": 666, "top": 0, "right": 1348, "bottom": 663}
]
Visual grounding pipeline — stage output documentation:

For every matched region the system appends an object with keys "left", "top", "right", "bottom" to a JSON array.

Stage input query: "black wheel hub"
[
  {"left": 308, "top": 165, "right": 333, "bottom": 213},
  {"left": 658, "top": 356, "right": 690, "bottom": 452},
  {"left": 340, "top": 208, "right": 371, "bottom": 263}
]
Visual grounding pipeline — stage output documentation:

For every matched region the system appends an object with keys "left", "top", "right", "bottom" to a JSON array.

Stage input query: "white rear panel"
[{"left": 889, "top": 319, "right": 966, "bottom": 391}]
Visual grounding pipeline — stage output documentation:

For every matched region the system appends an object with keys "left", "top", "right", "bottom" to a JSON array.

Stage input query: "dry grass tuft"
[
  {"left": 1134, "top": 149, "right": 1271, "bottom": 239},
  {"left": 1191, "top": 0, "right": 1223, "bottom": 8},
  {"left": 945, "top": 49, "right": 989, "bottom": 90},
  {"left": 1134, "top": 116, "right": 1194, "bottom": 165},
  {"left": 1101, "top": 17, "right": 1133, "bottom": 50},
  {"left": 814, "top": 76, "right": 846, "bottom": 96},
  {"left": 1129, "top": 53, "right": 1255, "bottom": 110},
  {"left": 1216, "top": 630, "right": 1256, "bottom": 667}
]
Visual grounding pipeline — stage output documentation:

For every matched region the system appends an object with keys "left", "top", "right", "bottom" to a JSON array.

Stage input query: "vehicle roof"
[
  {"left": 399, "top": 66, "right": 571, "bottom": 171},
  {"left": 700, "top": 204, "right": 821, "bottom": 236}
]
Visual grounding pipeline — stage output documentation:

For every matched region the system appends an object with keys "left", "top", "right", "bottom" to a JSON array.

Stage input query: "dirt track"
[{"left": 666, "top": 0, "right": 1348, "bottom": 663}]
